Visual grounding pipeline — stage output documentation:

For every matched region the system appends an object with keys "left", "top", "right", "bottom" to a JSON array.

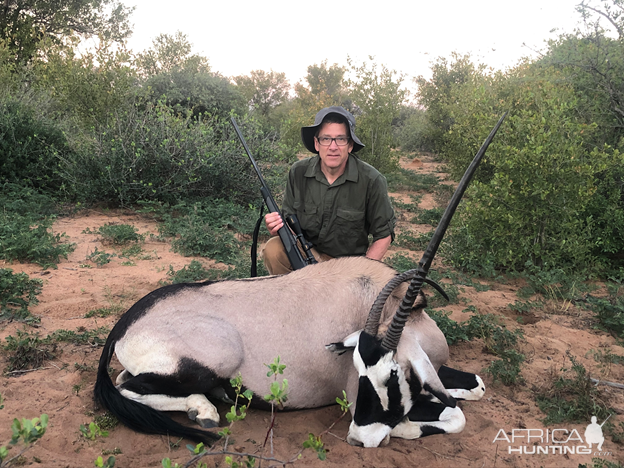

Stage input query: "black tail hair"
[{"left": 93, "top": 336, "right": 220, "bottom": 445}]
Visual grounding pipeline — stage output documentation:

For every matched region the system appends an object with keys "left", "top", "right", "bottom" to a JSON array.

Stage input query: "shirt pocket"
[
  {"left": 335, "top": 208, "right": 365, "bottom": 237},
  {"left": 293, "top": 201, "right": 320, "bottom": 236}
]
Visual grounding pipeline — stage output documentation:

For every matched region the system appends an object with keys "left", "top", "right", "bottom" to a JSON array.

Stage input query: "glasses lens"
[{"left": 318, "top": 137, "right": 349, "bottom": 146}]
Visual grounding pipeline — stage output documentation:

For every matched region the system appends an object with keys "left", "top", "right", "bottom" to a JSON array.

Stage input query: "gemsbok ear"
[
  {"left": 407, "top": 341, "right": 456, "bottom": 408},
  {"left": 325, "top": 330, "right": 361, "bottom": 354}
]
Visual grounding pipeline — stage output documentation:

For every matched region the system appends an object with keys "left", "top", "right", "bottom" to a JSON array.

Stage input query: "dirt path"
[{"left": 0, "top": 154, "right": 622, "bottom": 468}]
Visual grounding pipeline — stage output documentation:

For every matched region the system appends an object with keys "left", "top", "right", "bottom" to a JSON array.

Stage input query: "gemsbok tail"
[{"left": 94, "top": 334, "right": 220, "bottom": 445}]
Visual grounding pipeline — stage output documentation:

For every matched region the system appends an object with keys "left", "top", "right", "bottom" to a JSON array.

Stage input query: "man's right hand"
[{"left": 265, "top": 212, "right": 284, "bottom": 237}]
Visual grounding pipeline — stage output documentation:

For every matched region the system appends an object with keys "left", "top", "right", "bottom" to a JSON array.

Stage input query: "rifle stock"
[{"left": 231, "top": 118, "right": 316, "bottom": 271}]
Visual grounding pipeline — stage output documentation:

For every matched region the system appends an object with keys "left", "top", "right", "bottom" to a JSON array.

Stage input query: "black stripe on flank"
[
  {"left": 119, "top": 358, "right": 227, "bottom": 397},
  {"left": 94, "top": 348, "right": 220, "bottom": 445}
]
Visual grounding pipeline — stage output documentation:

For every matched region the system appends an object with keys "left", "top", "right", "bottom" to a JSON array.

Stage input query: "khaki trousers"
[{"left": 261, "top": 236, "right": 333, "bottom": 275}]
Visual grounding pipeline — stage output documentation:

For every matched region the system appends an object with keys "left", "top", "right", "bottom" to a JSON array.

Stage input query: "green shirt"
[{"left": 282, "top": 154, "right": 395, "bottom": 258}]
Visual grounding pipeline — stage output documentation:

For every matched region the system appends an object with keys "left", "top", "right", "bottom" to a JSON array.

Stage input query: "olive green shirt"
[{"left": 282, "top": 154, "right": 395, "bottom": 258}]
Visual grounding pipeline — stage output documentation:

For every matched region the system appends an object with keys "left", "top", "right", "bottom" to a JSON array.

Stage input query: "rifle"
[{"left": 230, "top": 118, "right": 317, "bottom": 275}]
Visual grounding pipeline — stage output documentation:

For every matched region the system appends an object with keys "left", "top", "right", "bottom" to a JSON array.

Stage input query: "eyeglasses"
[{"left": 316, "top": 136, "right": 350, "bottom": 146}]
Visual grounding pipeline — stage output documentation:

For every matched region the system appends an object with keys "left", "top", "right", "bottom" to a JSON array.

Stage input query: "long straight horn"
[{"left": 381, "top": 112, "right": 508, "bottom": 351}]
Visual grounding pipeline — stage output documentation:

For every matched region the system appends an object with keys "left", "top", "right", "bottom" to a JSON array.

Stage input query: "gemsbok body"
[{"left": 95, "top": 257, "right": 483, "bottom": 446}]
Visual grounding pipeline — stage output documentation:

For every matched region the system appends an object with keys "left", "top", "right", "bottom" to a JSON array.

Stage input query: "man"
[{"left": 262, "top": 106, "right": 395, "bottom": 275}]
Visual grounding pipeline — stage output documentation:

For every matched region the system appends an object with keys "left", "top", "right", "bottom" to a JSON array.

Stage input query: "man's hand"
[{"left": 265, "top": 212, "right": 284, "bottom": 237}]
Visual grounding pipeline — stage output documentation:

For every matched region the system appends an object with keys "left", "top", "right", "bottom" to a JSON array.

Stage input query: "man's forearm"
[{"left": 366, "top": 235, "right": 392, "bottom": 261}]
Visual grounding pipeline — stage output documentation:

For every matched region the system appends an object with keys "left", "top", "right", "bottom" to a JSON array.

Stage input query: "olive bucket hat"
[{"left": 301, "top": 106, "right": 364, "bottom": 154}]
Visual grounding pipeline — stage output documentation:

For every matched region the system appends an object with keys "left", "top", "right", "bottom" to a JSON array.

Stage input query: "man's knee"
[
  {"left": 261, "top": 237, "right": 332, "bottom": 275},
  {"left": 261, "top": 237, "right": 293, "bottom": 275}
]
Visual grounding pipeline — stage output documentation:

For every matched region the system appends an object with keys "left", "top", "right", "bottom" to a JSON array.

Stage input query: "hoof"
[
  {"left": 196, "top": 417, "right": 219, "bottom": 429},
  {"left": 187, "top": 408, "right": 199, "bottom": 421}
]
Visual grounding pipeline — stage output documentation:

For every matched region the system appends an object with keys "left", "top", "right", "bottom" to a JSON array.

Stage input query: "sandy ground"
[{"left": 0, "top": 154, "right": 622, "bottom": 468}]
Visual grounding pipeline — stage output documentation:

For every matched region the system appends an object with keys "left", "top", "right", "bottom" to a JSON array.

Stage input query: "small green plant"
[
  {"left": 97, "top": 223, "right": 145, "bottom": 245},
  {"left": 426, "top": 307, "right": 525, "bottom": 385},
  {"left": 0, "top": 185, "right": 75, "bottom": 268},
  {"left": 302, "top": 434, "right": 326, "bottom": 461},
  {"left": 412, "top": 207, "right": 444, "bottom": 227},
  {"left": 508, "top": 299, "right": 544, "bottom": 314},
  {"left": 264, "top": 357, "right": 288, "bottom": 408},
  {"left": 93, "top": 412, "right": 119, "bottom": 431},
  {"left": 119, "top": 244, "right": 143, "bottom": 258},
  {"left": 224, "top": 374, "right": 253, "bottom": 426},
  {"left": 0, "top": 414, "right": 48, "bottom": 467},
  {"left": 384, "top": 252, "right": 419, "bottom": 272},
  {"left": 385, "top": 168, "right": 439, "bottom": 192},
  {"left": 48, "top": 327, "right": 109, "bottom": 346},
  {"left": 425, "top": 309, "right": 470, "bottom": 345},
  {"left": 86, "top": 248, "right": 116, "bottom": 267},
  {"left": 394, "top": 231, "right": 432, "bottom": 251},
  {"left": 3, "top": 330, "right": 58, "bottom": 373},
  {"left": 94, "top": 455, "right": 115, "bottom": 467},
  {"left": 536, "top": 353, "right": 611, "bottom": 425},
  {"left": 586, "top": 348, "right": 624, "bottom": 376},
  {"left": 161, "top": 459, "right": 181, "bottom": 468},
  {"left": 391, "top": 194, "right": 422, "bottom": 213},
  {"left": 579, "top": 459, "right": 624, "bottom": 468},
  {"left": 485, "top": 349, "right": 525, "bottom": 385},
  {"left": 165, "top": 260, "right": 218, "bottom": 284},
  {"left": 80, "top": 422, "right": 109, "bottom": 440},
  {"left": 101, "top": 448, "right": 122, "bottom": 456},
  {"left": 85, "top": 306, "right": 123, "bottom": 318},
  {"left": 0, "top": 269, "right": 42, "bottom": 324}
]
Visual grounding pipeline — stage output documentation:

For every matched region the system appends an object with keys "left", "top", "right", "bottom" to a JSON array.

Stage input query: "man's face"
[{"left": 314, "top": 122, "right": 354, "bottom": 175}]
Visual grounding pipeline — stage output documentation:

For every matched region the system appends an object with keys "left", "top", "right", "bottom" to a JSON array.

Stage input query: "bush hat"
[{"left": 301, "top": 106, "right": 364, "bottom": 154}]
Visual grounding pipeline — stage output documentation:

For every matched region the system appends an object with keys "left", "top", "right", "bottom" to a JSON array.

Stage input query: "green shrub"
[
  {"left": 62, "top": 103, "right": 276, "bottom": 207},
  {"left": 425, "top": 309, "right": 470, "bottom": 345},
  {"left": 385, "top": 168, "right": 439, "bottom": 192},
  {"left": 441, "top": 78, "right": 624, "bottom": 276},
  {"left": 587, "top": 283, "right": 624, "bottom": 339},
  {"left": 0, "top": 93, "right": 72, "bottom": 193},
  {"left": 0, "top": 269, "right": 42, "bottom": 323},
  {"left": 0, "top": 183, "right": 75, "bottom": 268},
  {"left": 151, "top": 199, "right": 260, "bottom": 265},
  {"left": 426, "top": 307, "right": 525, "bottom": 385},
  {"left": 391, "top": 194, "right": 422, "bottom": 213},
  {"left": 384, "top": 252, "right": 419, "bottom": 272},
  {"left": 164, "top": 257, "right": 268, "bottom": 285},
  {"left": 48, "top": 327, "right": 109, "bottom": 346},
  {"left": 3, "top": 330, "right": 58, "bottom": 373},
  {"left": 394, "top": 231, "right": 432, "bottom": 251},
  {"left": 96, "top": 223, "right": 145, "bottom": 245},
  {"left": 394, "top": 106, "right": 435, "bottom": 153},
  {"left": 86, "top": 248, "right": 116, "bottom": 267},
  {"left": 412, "top": 207, "right": 444, "bottom": 227},
  {"left": 165, "top": 260, "right": 217, "bottom": 284},
  {"left": 486, "top": 349, "right": 525, "bottom": 385},
  {"left": 536, "top": 354, "right": 610, "bottom": 425}
]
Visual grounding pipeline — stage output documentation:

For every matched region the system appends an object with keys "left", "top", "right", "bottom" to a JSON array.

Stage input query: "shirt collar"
[{"left": 304, "top": 155, "right": 359, "bottom": 185}]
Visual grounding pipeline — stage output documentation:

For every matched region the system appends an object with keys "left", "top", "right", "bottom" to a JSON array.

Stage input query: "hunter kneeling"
[{"left": 263, "top": 106, "right": 396, "bottom": 275}]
